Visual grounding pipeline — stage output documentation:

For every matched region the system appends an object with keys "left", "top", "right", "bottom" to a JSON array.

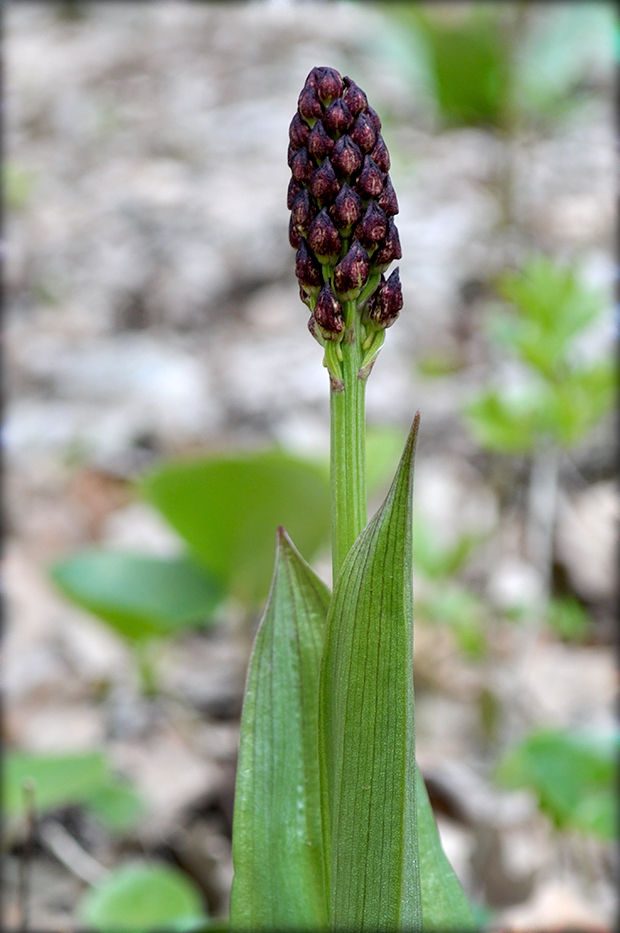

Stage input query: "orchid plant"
[{"left": 229, "top": 66, "right": 476, "bottom": 933}]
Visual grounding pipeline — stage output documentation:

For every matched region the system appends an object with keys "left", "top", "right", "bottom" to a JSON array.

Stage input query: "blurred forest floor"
[{"left": 4, "top": 2, "right": 617, "bottom": 930}]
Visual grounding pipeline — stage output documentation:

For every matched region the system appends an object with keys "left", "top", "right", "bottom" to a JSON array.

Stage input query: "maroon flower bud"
[
  {"left": 377, "top": 175, "right": 398, "bottom": 216},
  {"left": 314, "top": 281, "right": 345, "bottom": 337},
  {"left": 290, "top": 188, "right": 316, "bottom": 234},
  {"left": 310, "top": 159, "right": 340, "bottom": 203},
  {"left": 323, "top": 98, "right": 353, "bottom": 135},
  {"left": 287, "top": 177, "right": 302, "bottom": 210},
  {"left": 289, "top": 112, "right": 310, "bottom": 149},
  {"left": 304, "top": 67, "right": 322, "bottom": 89},
  {"left": 314, "top": 66, "right": 344, "bottom": 104},
  {"left": 287, "top": 142, "right": 297, "bottom": 168},
  {"left": 307, "top": 120, "right": 335, "bottom": 161},
  {"left": 367, "top": 267, "right": 403, "bottom": 328},
  {"left": 289, "top": 215, "right": 302, "bottom": 248},
  {"left": 343, "top": 76, "right": 368, "bottom": 116},
  {"left": 298, "top": 85, "right": 322, "bottom": 122},
  {"left": 330, "top": 182, "right": 362, "bottom": 231},
  {"left": 295, "top": 239, "right": 323, "bottom": 292},
  {"left": 299, "top": 283, "right": 313, "bottom": 308},
  {"left": 333, "top": 240, "right": 370, "bottom": 299},
  {"left": 356, "top": 155, "right": 384, "bottom": 197},
  {"left": 355, "top": 201, "right": 388, "bottom": 249},
  {"left": 350, "top": 112, "right": 377, "bottom": 153},
  {"left": 370, "top": 134, "right": 390, "bottom": 172},
  {"left": 307, "top": 208, "right": 342, "bottom": 260},
  {"left": 290, "top": 146, "right": 314, "bottom": 184},
  {"left": 371, "top": 218, "right": 402, "bottom": 271},
  {"left": 366, "top": 105, "right": 382, "bottom": 132},
  {"left": 331, "top": 134, "right": 363, "bottom": 177}
]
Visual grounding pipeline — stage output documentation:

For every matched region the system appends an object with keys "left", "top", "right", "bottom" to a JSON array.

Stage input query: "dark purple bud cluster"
[{"left": 288, "top": 67, "right": 402, "bottom": 341}]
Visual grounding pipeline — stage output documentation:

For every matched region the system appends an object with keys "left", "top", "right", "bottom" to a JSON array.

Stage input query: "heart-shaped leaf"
[
  {"left": 140, "top": 451, "right": 330, "bottom": 606},
  {"left": 50, "top": 549, "right": 222, "bottom": 642},
  {"left": 230, "top": 529, "right": 329, "bottom": 930}
]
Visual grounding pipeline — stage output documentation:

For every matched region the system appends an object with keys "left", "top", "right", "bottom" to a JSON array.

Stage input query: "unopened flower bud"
[
  {"left": 298, "top": 85, "right": 322, "bottom": 122},
  {"left": 366, "top": 105, "right": 382, "bottom": 132},
  {"left": 287, "top": 177, "right": 302, "bottom": 210},
  {"left": 290, "top": 146, "right": 314, "bottom": 184},
  {"left": 314, "top": 66, "right": 344, "bottom": 104},
  {"left": 355, "top": 201, "right": 388, "bottom": 249},
  {"left": 323, "top": 98, "right": 353, "bottom": 135},
  {"left": 371, "top": 218, "right": 402, "bottom": 272},
  {"left": 331, "top": 134, "right": 363, "bottom": 177},
  {"left": 289, "top": 215, "right": 302, "bottom": 248},
  {"left": 310, "top": 159, "right": 340, "bottom": 203},
  {"left": 289, "top": 112, "right": 310, "bottom": 149},
  {"left": 333, "top": 241, "right": 369, "bottom": 299},
  {"left": 377, "top": 175, "right": 398, "bottom": 216},
  {"left": 314, "top": 280, "right": 345, "bottom": 337},
  {"left": 370, "top": 135, "right": 390, "bottom": 173},
  {"left": 307, "top": 208, "right": 341, "bottom": 261},
  {"left": 295, "top": 239, "right": 323, "bottom": 293},
  {"left": 290, "top": 188, "right": 316, "bottom": 234},
  {"left": 307, "top": 120, "right": 335, "bottom": 161},
  {"left": 299, "top": 283, "right": 313, "bottom": 308},
  {"left": 343, "top": 76, "right": 368, "bottom": 116},
  {"left": 356, "top": 155, "right": 384, "bottom": 197},
  {"left": 329, "top": 182, "right": 362, "bottom": 231},
  {"left": 350, "top": 113, "right": 377, "bottom": 153},
  {"left": 367, "top": 267, "right": 403, "bottom": 328}
]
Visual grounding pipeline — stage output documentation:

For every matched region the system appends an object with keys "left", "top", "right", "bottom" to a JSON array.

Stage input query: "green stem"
[{"left": 330, "top": 302, "right": 367, "bottom": 581}]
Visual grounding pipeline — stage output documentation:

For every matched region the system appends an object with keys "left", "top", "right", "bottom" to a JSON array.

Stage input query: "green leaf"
[
  {"left": 416, "top": 766, "right": 477, "bottom": 931},
  {"left": 230, "top": 529, "right": 330, "bottom": 931},
  {"left": 4, "top": 751, "right": 108, "bottom": 817},
  {"left": 79, "top": 863, "right": 208, "bottom": 933},
  {"left": 50, "top": 549, "right": 222, "bottom": 642},
  {"left": 496, "top": 728, "right": 618, "bottom": 839},
  {"left": 366, "top": 424, "right": 409, "bottom": 496},
  {"left": 84, "top": 781, "right": 145, "bottom": 834},
  {"left": 140, "top": 451, "right": 330, "bottom": 606},
  {"left": 318, "top": 414, "right": 423, "bottom": 930}
]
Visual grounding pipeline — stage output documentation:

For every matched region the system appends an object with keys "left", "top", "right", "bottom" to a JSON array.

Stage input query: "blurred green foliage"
[
  {"left": 464, "top": 256, "right": 614, "bottom": 453},
  {"left": 496, "top": 728, "right": 617, "bottom": 839},
  {"left": 79, "top": 863, "right": 208, "bottom": 933},
  {"left": 4, "top": 751, "right": 144, "bottom": 834},
  {"left": 381, "top": 2, "right": 614, "bottom": 129}
]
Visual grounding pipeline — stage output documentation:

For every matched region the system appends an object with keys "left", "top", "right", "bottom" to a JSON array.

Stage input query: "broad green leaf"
[
  {"left": 84, "top": 781, "right": 145, "bottom": 834},
  {"left": 5, "top": 751, "right": 108, "bottom": 817},
  {"left": 79, "top": 863, "right": 208, "bottom": 933},
  {"left": 496, "top": 728, "right": 618, "bottom": 839},
  {"left": 140, "top": 451, "right": 330, "bottom": 606},
  {"left": 230, "top": 529, "right": 330, "bottom": 931},
  {"left": 50, "top": 549, "right": 222, "bottom": 642},
  {"left": 319, "top": 414, "right": 423, "bottom": 931},
  {"left": 416, "top": 766, "right": 477, "bottom": 931}
]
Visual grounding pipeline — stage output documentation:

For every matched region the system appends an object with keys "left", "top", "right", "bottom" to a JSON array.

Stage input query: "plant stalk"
[{"left": 330, "top": 302, "right": 367, "bottom": 581}]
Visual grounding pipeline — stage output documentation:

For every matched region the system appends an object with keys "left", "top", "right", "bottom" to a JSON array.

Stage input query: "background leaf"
[
  {"left": 495, "top": 728, "right": 617, "bottom": 839},
  {"left": 79, "top": 862, "right": 208, "bottom": 933},
  {"left": 319, "top": 415, "right": 423, "bottom": 930},
  {"left": 50, "top": 549, "right": 222, "bottom": 642},
  {"left": 4, "top": 751, "right": 108, "bottom": 817},
  {"left": 140, "top": 450, "right": 330, "bottom": 606},
  {"left": 230, "top": 529, "right": 329, "bottom": 931}
]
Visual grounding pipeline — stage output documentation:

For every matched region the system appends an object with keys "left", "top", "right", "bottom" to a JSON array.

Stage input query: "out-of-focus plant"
[
  {"left": 4, "top": 750, "right": 144, "bottom": 836},
  {"left": 495, "top": 727, "right": 617, "bottom": 840},
  {"left": 464, "top": 255, "right": 614, "bottom": 603},
  {"left": 79, "top": 863, "right": 209, "bottom": 933},
  {"left": 50, "top": 450, "right": 331, "bottom": 691},
  {"left": 380, "top": 3, "right": 614, "bottom": 130}
]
